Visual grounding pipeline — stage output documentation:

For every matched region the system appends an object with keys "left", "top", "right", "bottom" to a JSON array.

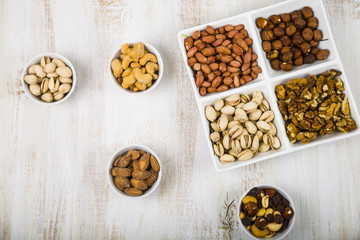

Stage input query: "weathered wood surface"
[{"left": 0, "top": 0, "right": 359, "bottom": 239}]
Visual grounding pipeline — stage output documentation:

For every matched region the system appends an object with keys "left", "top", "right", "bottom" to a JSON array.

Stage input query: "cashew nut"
[
  {"left": 121, "top": 43, "right": 132, "bottom": 55},
  {"left": 122, "top": 68, "right": 133, "bottom": 78},
  {"left": 122, "top": 55, "right": 135, "bottom": 70},
  {"left": 129, "top": 42, "right": 145, "bottom": 59},
  {"left": 135, "top": 81, "right": 147, "bottom": 91},
  {"left": 139, "top": 53, "right": 157, "bottom": 66},
  {"left": 111, "top": 58, "right": 123, "bottom": 78},
  {"left": 122, "top": 72, "right": 136, "bottom": 86},
  {"left": 130, "top": 62, "right": 141, "bottom": 68},
  {"left": 267, "top": 222, "right": 283, "bottom": 232},
  {"left": 134, "top": 68, "right": 152, "bottom": 85},
  {"left": 242, "top": 196, "right": 257, "bottom": 204},
  {"left": 251, "top": 224, "right": 270, "bottom": 238},
  {"left": 145, "top": 62, "right": 159, "bottom": 77},
  {"left": 256, "top": 208, "right": 266, "bottom": 217}
]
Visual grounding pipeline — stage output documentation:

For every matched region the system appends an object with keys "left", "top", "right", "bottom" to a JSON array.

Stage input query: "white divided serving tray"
[{"left": 177, "top": 0, "right": 360, "bottom": 172}]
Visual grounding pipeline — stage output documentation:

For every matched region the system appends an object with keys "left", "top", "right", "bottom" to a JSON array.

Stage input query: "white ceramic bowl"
[
  {"left": 238, "top": 184, "right": 296, "bottom": 240},
  {"left": 21, "top": 53, "right": 77, "bottom": 105},
  {"left": 109, "top": 42, "right": 163, "bottom": 94},
  {"left": 107, "top": 145, "right": 162, "bottom": 199}
]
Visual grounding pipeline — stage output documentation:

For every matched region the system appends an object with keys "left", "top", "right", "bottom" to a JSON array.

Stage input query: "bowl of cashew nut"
[{"left": 109, "top": 42, "right": 163, "bottom": 94}]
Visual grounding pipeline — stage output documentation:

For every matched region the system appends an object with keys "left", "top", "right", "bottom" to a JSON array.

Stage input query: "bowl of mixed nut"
[
  {"left": 21, "top": 53, "right": 76, "bottom": 105},
  {"left": 238, "top": 184, "right": 295, "bottom": 239},
  {"left": 108, "top": 145, "right": 162, "bottom": 198},
  {"left": 109, "top": 42, "right": 163, "bottom": 94}
]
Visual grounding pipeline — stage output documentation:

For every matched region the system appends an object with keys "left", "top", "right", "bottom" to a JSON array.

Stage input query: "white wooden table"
[{"left": 1, "top": 0, "right": 359, "bottom": 239}]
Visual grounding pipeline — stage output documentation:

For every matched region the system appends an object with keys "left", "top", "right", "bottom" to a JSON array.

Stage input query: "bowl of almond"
[
  {"left": 107, "top": 145, "right": 162, "bottom": 198},
  {"left": 21, "top": 53, "right": 76, "bottom": 105}
]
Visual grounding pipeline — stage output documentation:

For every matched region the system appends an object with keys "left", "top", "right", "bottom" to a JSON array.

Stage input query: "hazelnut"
[
  {"left": 309, "top": 40, "right": 320, "bottom": 48},
  {"left": 282, "top": 207, "right": 294, "bottom": 220},
  {"left": 271, "top": 59, "right": 281, "bottom": 70},
  {"left": 267, "top": 50, "right": 279, "bottom": 60},
  {"left": 316, "top": 49, "right": 330, "bottom": 60},
  {"left": 245, "top": 202, "right": 259, "bottom": 217},
  {"left": 280, "top": 35, "right": 291, "bottom": 46},
  {"left": 294, "top": 17, "right": 307, "bottom": 29},
  {"left": 292, "top": 47, "right": 302, "bottom": 59},
  {"left": 264, "top": 22, "right": 275, "bottom": 30},
  {"left": 280, "top": 13, "right": 291, "bottom": 23},
  {"left": 310, "top": 47, "right": 320, "bottom": 55},
  {"left": 269, "top": 15, "right": 281, "bottom": 25},
  {"left": 261, "top": 30, "right": 274, "bottom": 41},
  {"left": 274, "top": 212, "right": 283, "bottom": 224},
  {"left": 262, "top": 41, "right": 272, "bottom": 53},
  {"left": 313, "top": 29, "right": 323, "bottom": 41},
  {"left": 290, "top": 10, "right": 302, "bottom": 21},
  {"left": 280, "top": 61, "right": 293, "bottom": 72},
  {"left": 300, "top": 42, "right": 311, "bottom": 54},
  {"left": 255, "top": 217, "right": 268, "bottom": 229},
  {"left": 278, "top": 22, "right": 286, "bottom": 28},
  {"left": 266, "top": 213, "right": 275, "bottom": 223},
  {"left": 274, "top": 27, "right": 285, "bottom": 37},
  {"left": 281, "top": 51, "right": 293, "bottom": 62},
  {"left": 292, "top": 34, "right": 304, "bottom": 45},
  {"left": 241, "top": 217, "right": 252, "bottom": 227},
  {"left": 302, "top": 6, "right": 314, "bottom": 19},
  {"left": 265, "top": 188, "right": 277, "bottom": 198},
  {"left": 294, "top": 56, "right": 304, "bottom": 66},
  {"left": 247, "top": 187, "right": 260, "bottom": 197},
  {"left": 272, "top": 40, "right": 283, "bottom": 50},
  {"left": 285, "top": 25, "right": 297, "bottom": 36},
  {"left": 302, "top": 28, "right": 314, "bottom": 41},
  {"left": 256, "top": 17, "right": 268, "bottom": 29},
  {"left": 307, "top": 17, "right": 319, "bottom": 29},
  {"left": 304, "top": 53, "right": 316, "bottom": 64}
]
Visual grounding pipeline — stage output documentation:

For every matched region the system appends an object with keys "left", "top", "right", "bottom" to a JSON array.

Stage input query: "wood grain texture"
[{"left": 0, "top": 0, "right": 359, "bottom": 239}]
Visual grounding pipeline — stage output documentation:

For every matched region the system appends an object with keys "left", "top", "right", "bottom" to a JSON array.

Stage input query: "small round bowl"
[
  {"left": 21, "top": 53, "right": 77, "bottom": 105},
  {"left": 107, "top": 145, "right": 162, "bottom": 199},
  {"left": 238, "top": 184, "right": 296, "bottom": 240},
  {"left": 109, "top": 42, "right": 163, "bottom": 94}
]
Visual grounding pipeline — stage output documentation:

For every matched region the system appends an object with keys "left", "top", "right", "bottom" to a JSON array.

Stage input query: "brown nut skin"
[
  {"left": 184, "top": 37, "right": 194, "bottom": 51},
  {"left": 302, "top": 6, "right": 314, "bottom": 19},
  {"left": 244, "top": 202, "right": 259, "bottom": 217},
  {"left": 299, "top": 42, "right": 311, "bottom": 54},
  {"left": 265, "top": 188, "right": 277, "bottom": 198},
  {"left": 274, "top": 27, "right": 285, "bottom": 37},
  {"left": 294, "top": 56, "right": 304, "bottom": 66},
  {"left": 256, "top": 18, "right": 268, "bottom": 29},
  {"left": 310, "top": 47, "right": 320, "bottom": 55},
  {"left": 280, "top": 35, "right": 291, "bottom": 46},
  {"left": 192, "top": 30, "right": 201, "bottom": 40},
  {"left": 316, "top": 49, "right": 330, "bottom": 60},
  {"left": 290, "top": 10, "right": 302, "bottom": 21},
  {"left": 307, "top": 17, "right": 319, "bottom": 29},
  {"left": 262, "top": 41, "right": 272, "bottom": 52},
  {"left": 292, "top": 47, "right": 302, "bottom": 59},
  {"left": 242, "top": 217, "right": 252, "bottom": 227},
  {"left": 199, "top": 87, "right": 206, "bottom": 96},
  {"left": 255, "top": 217, "right": 268, "bottom": 229},
  {"left": 304, "top": 53, "right": 316, "bottom": 63},
  {"left": 302, "top": 28, "right": 314, "bottom": 41},
  {"left": 309, "top": 39, "right": 320, "bottom": 48},
  {"left": 187, "top": 47, "right": 198, "bottom": 58},
  {"left": 313, "top": 29, "right": 323, "bottom": 41},
  {"left": 280, "top": 13, "right": 291, "bottom": 23},
  {"left": 282, "top": 207, "right": 294, "bottom": 220},
  {"left": 206, "top": 25, "right": 215, "bottom": 34},
  {"left": 261, "top": 30, "right": 274, "bottom": 41},
  {"left": 272, "top": 40, "right": 283, "bottom": 50},
  {"left": 285, "top": 25, "right": 297, "bottom": 36},
  {"left": 292, "top": 34, "right": 304, "bottom": 45},
  {"left": 294, "top": 17, "right": 307, "bottom": 29},
  {"left": 267, "top": 50, "right": 279, "bottom": 60},
  {"left": 271, "top": 59, "right": 281, "bottom": 70},
  {"left": 269, "top": 15, "right": 281, "bottom": 25},
  {"left": 280, "top": 61, "right": 293, "bottom": 72},
  {"left": 281, "top": 51, "right": 293, "bottom": 62}
]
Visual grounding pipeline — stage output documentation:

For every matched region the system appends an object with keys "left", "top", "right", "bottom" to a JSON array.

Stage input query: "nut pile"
[
  {"left": 111, "top": 149, "right": 160, "bottom": 196},
  {"left": 256, "top": 6, "right": 330, "bottom": 72},
  {"left": 240, "top": 187, "right": 294, "bottom": 238},
  {"left": 275, "top": 69, "right": 357, "bottom": 144},
  {"left": 185, "top": 24, "right": 262, "bottom": 96},
  {"left": 111, "top": 42, "right": 159, "bottom": 92},
  {"left": 205, "top": 91, "right": 281, "bottom": 163},
  {"left": 24, "top": 57, "right": 73, "bottom": 102}
]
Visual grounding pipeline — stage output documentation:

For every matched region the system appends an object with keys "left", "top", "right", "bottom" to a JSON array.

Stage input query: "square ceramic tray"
[{"left": 177, "top": 0, "right": 360, "bottom": 172}]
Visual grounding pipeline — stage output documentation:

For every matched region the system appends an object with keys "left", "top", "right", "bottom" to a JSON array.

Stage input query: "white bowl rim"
[
  {"left": 21, "top": 52, "right": 77, "bottom": 105},
  {"left": 108, "top": 42, "right": 164, "bottom": 95},
  {"left": 237, "top": 184, "right": 296, "bottom": 240},
  {"left": 107, "top": 144, "right": 162, "bottom": 199}
]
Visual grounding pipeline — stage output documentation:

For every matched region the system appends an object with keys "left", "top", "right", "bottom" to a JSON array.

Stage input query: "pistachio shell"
[
  {"left": 48, "top": 77, "right": 55, "bottom": 92},
  {"left": 242, "top": 101, "right": 258, "bottom": 113},
  {"left": 225, "top": 94, "right": 241, "bottom": 106},
  {"left": 256, "top": 130, "right": 264, "bottom": 141},
  {"left": 259, "top": 99, "right": 270, "bottom": 112},
  {"left": 24, "top": 75, "right": 38, "bottom": 84},
  {"left": 28, "top": 64, "right": 41, "bottom": 75},
  {"left": 221, "top": 105, "right": 235, "bottom": 115},
  {"left": 240, "top": 94, "right": 251, "bottom": 103},
  {"left": 58, "top": 83, "right": 71, "bottom": 94},
  {"left": 214, "top": 99, "right": 224, "bottom": 111},
  {"left": 229, "top": 149, "right": 239, "bottom": 157},
  {"left": 253, "top": 90, "right": 264, "bottom": 100},
  {"left": 41, "top": 92, "right": 53, "bottom": 102},
  {"left": 240, "top": 134, "right": 252, "bottom": 149},
  {"left": 211, "top": 122, "right": 220, "bottom": 132},
  {"left": 271, "top": 136, "right": 281, "bottom": 150},
  {"left": 213, "top": 143, "right": 225, "bottom": 156},
  {"left": 29, "top": 84, "right": 41, "bottom": 96},
  {"left": 245, "top": 121, "right": 258, "bottom": 135},
  {"left": 251, "top": 135, "right": 260, "bottom": 152},
  {"left": 52, "top": 58, "right": 65, "bottom": 67},
  {"left": 59, "top": 77, "right": 73, "bottom": 84},
  {"left": 262, "top": 133, "right": 274, "bottom": 146},
  {"left": 231, "top": 139, "right": 242, "bottom": 153},
  {"left": 259, "top": 142, "right": 271, "bottom": 152},
  {"left": 268, "top": 122, "right": 277, "bottom": 136},
  {"left": 53, "top": 92, "right": 64, "bottom": 101},
  {"left": 238, "top": 149, "right": 253, "bottom": 161},
  {"left": 40, "top": 78, "right": 49, "bottom": 93},
  {"left": 56, "top": 66, "right": 73, "bottom": 78},
  {"left": 252, "top": 97, "right": 262, "bottom": 105},
  {"left": 235, "top": 108, "right": 248, "bottom": 123},
  {"left": 210, "top": 132, "right": 221, "bottom": 142},
  {"left": 260, "top": 111, "right": 275, "bottom": 123},
  {"left": 35, "top": 66, "right": 46, "bottom": 78},
  {"left": 45, "top": 62, "right": 56, "bottom": 73},
  {"left": 223, "top": 134, "right": 231, "bottom": 150},
  {"left": 249, "top": 109, "right": 262, "bottom": 121},
  {"left": 229, "top": 125, "right": 243, "bottom": 139},
  {"left": 47, "top": 72, "right": 59, "bottom": 78},
  {"left": 228, "top": 120, "right": 240, "bottom": 130},
  {"left": 205, "top": 105, "right": 217, "bottom": 122},
  {"left": 217, "top": 116, "right": 229, "bottom": 131},
  {"left": 235, "top": 102, "right": 245, "bottom": 109},
  {"left": 220, "top": 154, "right": 235, "bottom": 163},
  {"left": 257, "top": 121, "right": 271, "bottom": 132}
]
